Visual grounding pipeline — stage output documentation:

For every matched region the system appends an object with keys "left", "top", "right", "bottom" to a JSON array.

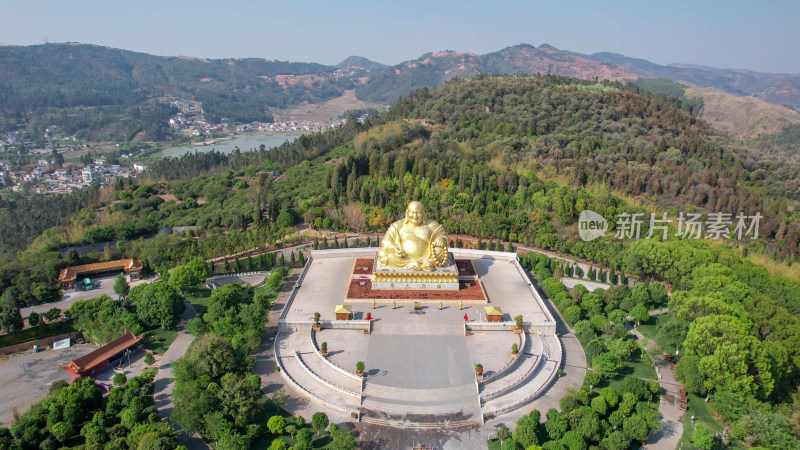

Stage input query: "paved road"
[
  {"left": 628, "top": 324, "right": 685, "bottom": 450},
  {"left": 20, "top": 275, "right": 155, "bottom": 318},
  {"left": 152, "top": 302, "right": 209, "bottom": 450}
]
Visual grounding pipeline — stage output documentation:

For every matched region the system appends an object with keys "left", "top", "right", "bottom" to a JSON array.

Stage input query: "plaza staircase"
[
  {"left": 274, "top": 331, "right": 361, "bottom": 415},
  {"left": 479, "top": 334, "right": 562, "bottom": 418},
  {"left": 360, "top": 382, "right": 482, "bottom": 428}
]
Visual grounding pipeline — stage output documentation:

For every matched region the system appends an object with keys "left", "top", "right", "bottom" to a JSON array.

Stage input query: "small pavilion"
[
  {"left": 484, "top": 306, "right": 504, "bottom": 322},
  {"left": 334, "top": 305, "right": 352, "bottom": 320}
]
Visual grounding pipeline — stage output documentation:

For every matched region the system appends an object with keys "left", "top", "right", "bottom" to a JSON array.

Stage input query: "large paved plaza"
[{"left": 274, "top": 248, "right": 568, "bottom": 446}]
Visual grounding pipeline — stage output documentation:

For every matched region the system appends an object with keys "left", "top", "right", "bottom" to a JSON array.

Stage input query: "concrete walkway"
[
  {"left": 627, "top": 324, "right": 685, "bottom": 450},
  {"left": 153, "top": 301, "right": 209, "bottom": 450},
  {"left": 251, "top": 271, "right": 359, "bottom": 423}
]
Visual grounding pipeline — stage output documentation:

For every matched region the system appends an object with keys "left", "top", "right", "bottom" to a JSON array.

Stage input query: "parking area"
[{"left": 0, "top": 343, "right": 98, "bottom": 426}]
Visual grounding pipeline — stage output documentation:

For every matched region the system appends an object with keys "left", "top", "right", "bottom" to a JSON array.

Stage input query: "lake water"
[{"left": 155, "top": 134, "right": 297, "bottom": 158}]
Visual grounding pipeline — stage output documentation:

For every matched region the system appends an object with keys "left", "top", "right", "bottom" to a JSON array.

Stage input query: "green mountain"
[{"left": 0, "top": 43, "right": 352, "bottom": 139}]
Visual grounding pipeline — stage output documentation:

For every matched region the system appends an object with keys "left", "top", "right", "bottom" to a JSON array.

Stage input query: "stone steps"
[
  {"left": 482, "top": 359, "right": 559, "bottom": 415},
  {"left": 360, "top": 381, "right": 480, "bottom": 420},
  {"left": 480, "top": 353, "right": 542, "bottom": 402},
  {"left": 360, "top": 415, "right": 480, "bottom": 429},
  {"left": 278, "top": 353, "right": 360, "bottom": 411},
  {"left": 294, "top": 352, "right": 361, "bottom": 399},
  {"left": 363, "top": 382, "right": 475, "bottom": 402}
]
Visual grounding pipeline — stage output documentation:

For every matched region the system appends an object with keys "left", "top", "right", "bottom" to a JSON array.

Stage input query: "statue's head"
[{"left": 405, "top": 201, "right": 424, "bottom": 226}]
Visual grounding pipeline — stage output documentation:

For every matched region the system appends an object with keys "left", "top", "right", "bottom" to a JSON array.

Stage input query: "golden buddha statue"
[{"left": 378, "top": 201, "right": 449, "bottom": 271}]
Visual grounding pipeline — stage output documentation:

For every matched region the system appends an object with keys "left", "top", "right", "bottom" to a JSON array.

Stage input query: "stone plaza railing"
[
  {"left": 294, "top": 351, "right": 360, "bottom": 399},
  {"left": 485, "top": 359, "right": 560, "bottom": 418},
  {"left": 279, "top": 319, "right": 372, "bottom": 333},
  {"left": 479, "top": 331, "right": 527, "bottom": 385},
  {"left": 310, "top": 331, "right": 363, "bottom": 382},
  {"left": 482, "top": 354, "right": 544, "bottom": 403}
]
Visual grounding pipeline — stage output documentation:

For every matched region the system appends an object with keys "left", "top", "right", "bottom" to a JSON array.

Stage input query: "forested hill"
[
  {"left": 0, "top": 43, "right": 350, "bottom": 123},
  {"left": 138, "top": 75, "right": 800, "bottom": 267}
]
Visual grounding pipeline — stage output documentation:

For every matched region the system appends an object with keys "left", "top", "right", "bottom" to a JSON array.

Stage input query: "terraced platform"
[{"left": 274, "top": 249, "right": 564, "bottom": 430}]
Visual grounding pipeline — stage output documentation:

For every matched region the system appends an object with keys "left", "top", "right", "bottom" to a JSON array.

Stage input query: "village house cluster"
[{"left": 0, "top": 158, "right": 144, "bottom": 194}]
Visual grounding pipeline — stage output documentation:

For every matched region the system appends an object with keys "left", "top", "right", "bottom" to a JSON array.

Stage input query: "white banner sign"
[{"left": 52, "top": 338, "right": 71, "bottom": 350}]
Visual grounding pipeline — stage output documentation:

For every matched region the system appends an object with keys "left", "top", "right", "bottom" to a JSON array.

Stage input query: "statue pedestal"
[{"left": 371, "top": 259, "right": 460, "bottom": 290}]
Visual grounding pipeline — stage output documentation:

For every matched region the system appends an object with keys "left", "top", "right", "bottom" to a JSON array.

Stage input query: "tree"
[
  {"left": 169, "top": 257, "right": 207, "bottom": 294},
  {"left": 496, "top": 424, "right": 511, "bottom": 442},
  {"left": 114, "top": 274, "right": 130, "bottom": 299},
  {"left": 131, "top": 282, "right": 184, "bottom": 329},
  {"left": 45, "top": 307, "right": 61, "bottom": 322},
  {"left": 630, "top": 303, "right": 649, "bottom": 324},
  {"left": 683, "top": 314, "right": 774, "bottom": 398},
  {"left": 691, "top": 424, "right": 719, "bottom": 450},
  {"left": 113, "top": 372, "right": 127, "bottom": 386},
  {"left": 269, "top": 438, "right": 289, "bottom": 450},
  {"left": 267, "top": 415, "right": 287, "bottom": 434},
  {"left": 545, "top": 410, "right": 568, "bottom": 440},
  {"left": 312, "top": 411, "right": 329, "bottom": 436},
  {"left": 295, "top": 428, "right": 313, "bottom": 448},
  {"left": 513, "top": 424, "right": 538, "bottom": 448},
  {"left": 590, "top": 396, "right": 608, "bottom": 416},
  {"left": 186, "top": 334, "right": 238, "bottom": 377},
  {"left": 559, "top": 430, "right": 587, "bottom": 450},
  {"left": 0, "top": 300, "right": 23, "bottom": 337},
  {"left": 50, "top": 421, "right": 73, "bottom": 443},
  {"left": 205, "top": 283, "right": 245, "bottom": 323},
  {"left": 622, "top": 414, "right": 649, "bottom": 442},
  {"left": 28, "top": 311, "right": 40, "bottom": 328},
  {"left": 217, "top": 373, "right": 262, "bottom": 428}
]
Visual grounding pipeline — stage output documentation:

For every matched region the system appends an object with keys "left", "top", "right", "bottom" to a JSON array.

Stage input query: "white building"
[{"left": 82, "top": 168, "right": 94, "bottom": 183}]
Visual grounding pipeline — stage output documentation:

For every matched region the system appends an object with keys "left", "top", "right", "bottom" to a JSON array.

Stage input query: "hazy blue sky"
[{"left": 3, "top": 0, "right": 799, "bottom": 73}]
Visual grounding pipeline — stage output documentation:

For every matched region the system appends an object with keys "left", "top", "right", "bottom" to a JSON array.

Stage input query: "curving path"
[
  {"left": 627, "top": 323, "right": 685, "bottom": 450},
  {"left": 153, "top": 302, "right": 210, "bottom": 450}
]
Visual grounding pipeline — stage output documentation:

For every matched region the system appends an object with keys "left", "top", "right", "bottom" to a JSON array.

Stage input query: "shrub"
[
  {"left": 112, "top": 373, "right": 127, "bottom": 386},
  {"left": 144, "top": 352, "right": 155, "bottom": 366},
  {"left": 514, "top": 314, "right": 523, "bottom": 328},
  {"left": 512, "top": 343, "right": 519, "bottom": 354},
  {"left": 356, "top": 361, "right": 364, "bottom": 372},
  {"left": 320, "top": 341, "right": 327, "bottom": 352}
]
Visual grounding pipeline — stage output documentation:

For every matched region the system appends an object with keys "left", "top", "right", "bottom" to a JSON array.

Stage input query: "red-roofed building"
[
  {"left": 60, "top": 331, "right": 142, "bottom": 381},
  {"left": 57, "top": 258, "right": 143, "bottom": 289}
]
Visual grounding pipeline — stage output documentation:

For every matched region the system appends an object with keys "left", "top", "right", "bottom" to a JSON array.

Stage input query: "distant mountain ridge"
[
  {"left": 336, "top": 56, "right": 387, "bottom": 70},
  {"left": 2, "top": 42, "right": 800, "bottom": 142},
  {"left": 582, "top": 50, "right": 800, "bottom": 110},
  {"left": 354, "top": 43, "right": 800, "bottom": 112}
]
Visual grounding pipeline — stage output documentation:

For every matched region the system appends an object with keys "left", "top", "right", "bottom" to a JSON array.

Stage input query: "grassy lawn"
[
  {"left": 0, "top": 321, "right": 75, "bottom": 347},
  {"left": 141, "top": 325, "right": 179, "bottom": 355},
  {"left": 184, "top": 286, "right": 212, "bottom": 317},
  {"left": 679, "top": 393, "right": 745, "bottom": 449},
  {"left": 626, "top": 348, "right": 658, "bottom": 381},
  {"left": 636, "top": 313, "right": 677, "bottom": 355}
]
